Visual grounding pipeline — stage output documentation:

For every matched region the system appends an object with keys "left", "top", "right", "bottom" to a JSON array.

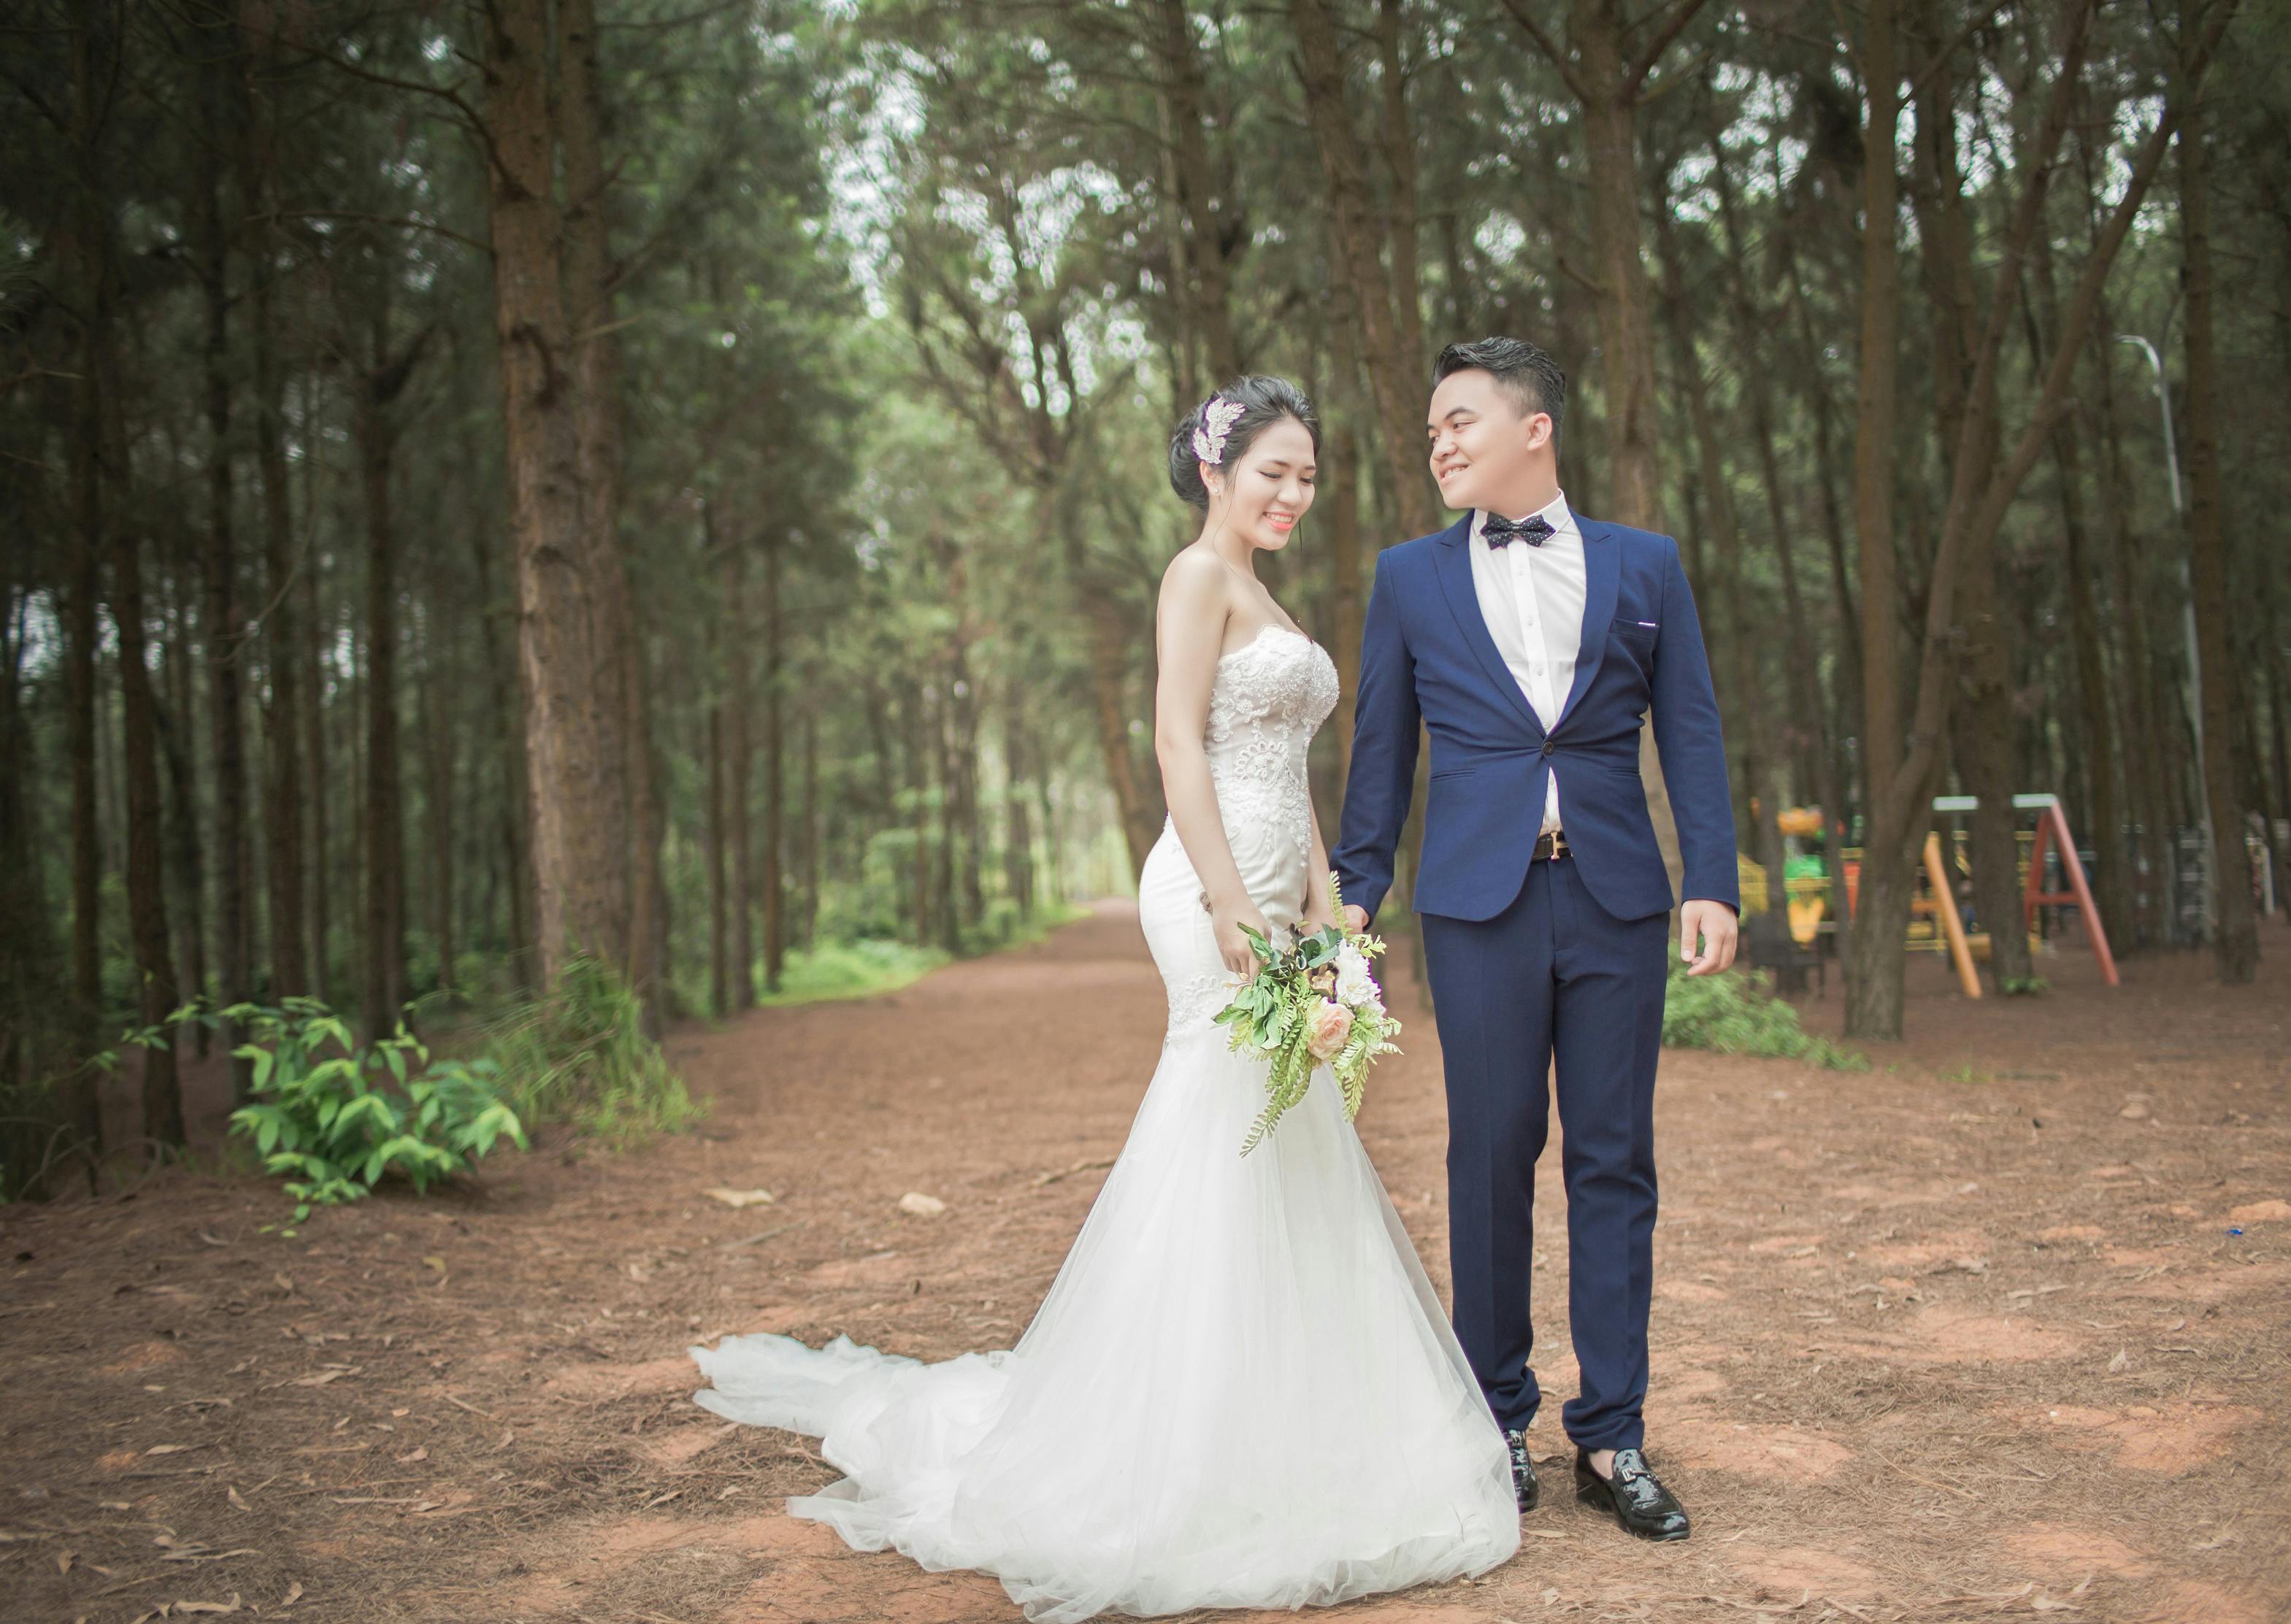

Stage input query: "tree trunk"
[
  {"left": 2087, "top": 293, "right": 2172, "bottom": 946},
  {"left": 421, "top": 663, "right": 456, "bottom": 998},
  {"left": 157, "top": 611, "right": 207, "bottom": 1048},
  {"left": 557, "top": 0, "right": 646, "bottom": 1000},
  {"left": 2030, "top": 226, "right": 2135, "bottom": 949},
  {"left": 1288, "top": 0, "right": 1439, "bottom": 536},
  {"left": 800, "top": 707, "right": 819, "bottom": 948},
  {"left": 482, "top": 0, "right": 629, "bottom": 987},
  {"left": 707, "top": 689, "right": 729, "bottom": 1015},
  {"left": 1843, "top": 0, "right": 1910, "bottom": 1039},
  {"left": 932, "top": 677, "right": 959, "bottom": 953},
  {"left": 1328, "top": 419, "right": 1365, "bottom": 783},
  {"left": 197, "top": 34, "right": 251, "bottom": 1090},
  {"left": 1570, "top": 0, "right": 1663, "bottom": 530},
  {"left": 61, "top": 9, "right": 115, "bottom": 1097},
  {"left": 1151, "top": 0, "right": 1240, "bottom": 381},
  {"left": 761, "top": 528, "right": 786, "bottom": 991},
  {"left": 1002, "top": 696, "right": 1035, "bottom": 920},
  {"left": 720, "top": 526, "right": 755, "bottom": 1007},
  {"left": 469, "top": 519, "right": 532, "bottom": 985},
  {"left": 2175, "top": 20, "right": 2260, "bottom": 982},
  {"left": 1374, "top": 0, "right": 1428, "bottom": 407},
  {"left": 906, "top": 688, "right": 933, "bottom": 945},
  {"left": 1908, "top": 23, "right": 2030, "bottom": 992},
  {"left": 117, "top": 557, "right": 185, "bottom": 1147},
  {"left": 1654, "top": 201, "right": 1784, "bottom": 920},
  {"left": 358, "top": 328, "right": 407, "bottom": 1040}
]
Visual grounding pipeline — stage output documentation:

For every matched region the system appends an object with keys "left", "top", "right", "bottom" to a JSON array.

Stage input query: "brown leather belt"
[{"left": 1534, "top": 828, "right": 1570, "bottom": 861}]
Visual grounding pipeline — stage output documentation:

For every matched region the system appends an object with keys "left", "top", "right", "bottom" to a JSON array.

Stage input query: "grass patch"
[
  {"left": 754, "top": 903, "right": 1091, "bottom": 1008},
  {"left": 479, "top": 954, "right": 704, "bottom": 1147},
  {"left": 1662, "top": 964, "right": 1868, "bottom": 1070}
]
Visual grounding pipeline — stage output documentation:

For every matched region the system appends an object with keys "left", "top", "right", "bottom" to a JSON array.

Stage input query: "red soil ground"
[{"left": 4, "top": 904, "right": 2287, "bottom": 1623}]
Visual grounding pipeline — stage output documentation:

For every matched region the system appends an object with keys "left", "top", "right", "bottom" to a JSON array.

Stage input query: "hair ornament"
[{"left": 1191, "top": 396, "right": 1246, "bottom": 466}]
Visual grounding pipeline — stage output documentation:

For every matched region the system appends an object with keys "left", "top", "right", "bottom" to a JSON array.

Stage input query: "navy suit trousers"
[{"left": 1420, "top": 851, "right": 1669, "bottom": 1452}]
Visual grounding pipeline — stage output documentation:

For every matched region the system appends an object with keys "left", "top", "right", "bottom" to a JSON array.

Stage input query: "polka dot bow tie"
[{"left": 1484, "top": 513, "right": 1554, "bottom": 549}]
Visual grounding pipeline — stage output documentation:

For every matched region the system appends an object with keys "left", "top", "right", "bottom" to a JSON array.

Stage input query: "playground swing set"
[{"left": 1749, "top": 794, "right": 2119, "bottom": 999}]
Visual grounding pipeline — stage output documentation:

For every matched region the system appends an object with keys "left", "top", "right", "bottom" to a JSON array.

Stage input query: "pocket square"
[{"left": 1636, "top": 620, "right": 1658, "bottom": 628}]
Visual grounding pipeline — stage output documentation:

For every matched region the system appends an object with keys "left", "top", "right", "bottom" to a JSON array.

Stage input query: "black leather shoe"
[
  {"left": 1505, "top": 1430, "right": 1539, "bottom": 1511},
  {"left": 1574, "top": 1447, "right": 1689, "bottom": 1541}
]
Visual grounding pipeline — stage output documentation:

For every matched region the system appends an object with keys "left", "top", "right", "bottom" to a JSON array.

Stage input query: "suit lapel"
[
  {"left": 1432, "top": 514, "right": 1544, "bottom": 739},
  {"left": 1554, "top": 517, "right": 1619, "bottom": 731}
]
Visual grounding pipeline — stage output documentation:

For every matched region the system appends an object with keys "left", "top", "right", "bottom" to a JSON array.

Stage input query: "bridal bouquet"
[{"left": 1213, "top": 874, "right": 1403, "bottom": 1155}]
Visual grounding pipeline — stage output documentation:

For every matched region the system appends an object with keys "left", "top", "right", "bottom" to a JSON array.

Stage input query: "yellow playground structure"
[{"left": 1741, "top": 795, "right": 2118, "bottom": 999}]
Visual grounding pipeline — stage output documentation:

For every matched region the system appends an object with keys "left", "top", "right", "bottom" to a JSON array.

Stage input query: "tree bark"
[
  {"left": 1002, "top": 695, "right": 1035, "bottom": 920},
  {"left": 1151, "top": 0, "right": 1240, "bottom": 381},
  {"left": 761, "top": 528, "right": 786, "bottom": 991},
  {"left": 2175, "top": 6, "right": 2260, "bottom": 981},
  {"left": 420, "top": 660, "right": 456, "bottom": 998},
  {"left": 1289, "top": 0, "right": 1439, "bottom": 536},
  {"left": 1908, "top": 23, "right": 2029, "bottom": 990},
  {"left": 716, "top": 520, "right": 755, "bottom": 1007},
  {"left": 557, "top": 0, "right": 645, "bottom": 998},
  {"left": 1654, "top": 199, "right": 1785, "bottom": 918},
  {"left": 357, "top": 318, "right": 411, "bottom": 1041},
  {"left": 482, "top": 0, "right": 629, "bottom": 986},
  {"left": 197, "top": 26, "right": 251, "bottom": 1091},
  {"left": 1843, "top": 0, "right": 1911, "bottom": 1038},
  {"left": 117, "top": 550, "right": 185, "bottom": 1147},
  {"left": 2030, "top": 225, "right": 2135, "bottom": 949},
  {"left": 707, "top": 686, "right": 729, "bottom": 1015}
]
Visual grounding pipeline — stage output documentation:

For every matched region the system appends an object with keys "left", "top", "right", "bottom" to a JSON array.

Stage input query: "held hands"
[
  {"left": 1340, "top": 904, "right": 1369, "bottom": 934},
  {"left": 1680, "top": 898, "right": 1738, "bottom": 977}
]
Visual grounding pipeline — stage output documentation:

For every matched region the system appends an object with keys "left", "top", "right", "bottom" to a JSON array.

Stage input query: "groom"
[{"left": 1335, "top": 337, "right": 1738, "bottom": 1542}]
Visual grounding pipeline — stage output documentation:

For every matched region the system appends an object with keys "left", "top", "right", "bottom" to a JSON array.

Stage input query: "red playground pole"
[{"left": 2022, "top": 798, "right": 2120, "bottom": 986}]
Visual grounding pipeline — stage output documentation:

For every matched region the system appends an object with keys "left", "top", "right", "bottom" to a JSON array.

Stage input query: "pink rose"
[{"left": 1305, "top": 999, "right": 1354, "bottom": 1061}]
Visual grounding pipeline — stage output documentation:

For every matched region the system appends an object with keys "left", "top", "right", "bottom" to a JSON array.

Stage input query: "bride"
[{"left": 689, "top": 377, "right": 1520, "bottom": 1620}]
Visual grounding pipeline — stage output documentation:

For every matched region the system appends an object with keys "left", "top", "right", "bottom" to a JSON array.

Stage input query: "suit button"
[{"left": 1541, "top": 739, "right": 1556, "bottom": 756}]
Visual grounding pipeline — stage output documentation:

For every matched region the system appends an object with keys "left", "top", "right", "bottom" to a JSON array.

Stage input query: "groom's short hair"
[{"left": 1433, "top": 337, "right": 1567, "bottom": 442}]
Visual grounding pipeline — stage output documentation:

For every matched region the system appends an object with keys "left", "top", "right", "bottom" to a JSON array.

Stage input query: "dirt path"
[{"left": 5, "top": 904, "right": 2288, "bottom": 1623}]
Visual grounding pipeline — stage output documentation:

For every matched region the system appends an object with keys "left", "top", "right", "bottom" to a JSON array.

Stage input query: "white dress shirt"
[{"left": 1467, "top": 491, "right": 1585, "bottom": 836}]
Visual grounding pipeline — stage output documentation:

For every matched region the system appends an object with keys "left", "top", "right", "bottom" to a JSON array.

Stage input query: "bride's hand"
[{"left": 1210, "top": 896, "right": 1273, "bottom": 977}]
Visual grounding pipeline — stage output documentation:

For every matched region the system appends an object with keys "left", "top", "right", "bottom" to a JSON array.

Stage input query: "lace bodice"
[{"left": 1202, "top": 624, "right": 1340, "bottom": 861}]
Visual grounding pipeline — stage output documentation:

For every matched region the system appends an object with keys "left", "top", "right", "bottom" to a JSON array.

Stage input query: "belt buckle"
[{"left": 1548, "top": 828, "right": 1569, "bottom": 860}]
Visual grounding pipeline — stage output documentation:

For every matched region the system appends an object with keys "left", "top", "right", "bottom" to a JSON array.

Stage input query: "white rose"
[{"left": 1333, "top": 944, "right": 1378, "bottom": 1007}]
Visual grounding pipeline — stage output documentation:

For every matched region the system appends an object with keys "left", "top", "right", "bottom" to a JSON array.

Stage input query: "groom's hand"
[
  {"left": 1680, "top": 899, "right": 1738, "bottom": 977},
  {"left": 1341, "top": 904, "right": 1369, "bottom": 934}
]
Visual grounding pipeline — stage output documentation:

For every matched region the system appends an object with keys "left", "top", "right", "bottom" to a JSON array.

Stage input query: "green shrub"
[
  {"left": 1661, "top": 965, "right": 1867, "bottom": 1070},
  {"left": 134, "top": 998, "right": 528, "bottom": 1235},
  {"left": 478, "top": 953, "right": 701, "bottom": 1145}
]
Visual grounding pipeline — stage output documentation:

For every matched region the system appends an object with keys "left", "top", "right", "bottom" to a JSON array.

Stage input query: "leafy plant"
[
  {"left": 477, "top": 954, "right": 701, "bottom": 1145},
  {"left": 1660, "top": 966, "right": 1867, "bottom": 1071},
  {"left": 130, "top": 998, "right": 527, "bottom": 1234}
]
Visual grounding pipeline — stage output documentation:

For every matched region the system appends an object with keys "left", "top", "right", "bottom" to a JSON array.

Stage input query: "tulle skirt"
[{"left": 688, "top": 819, "right": 1519, "bottom": 1620}]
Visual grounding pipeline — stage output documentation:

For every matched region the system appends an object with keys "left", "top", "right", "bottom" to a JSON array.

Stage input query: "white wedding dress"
[{"left": 688, "top": 625, "right": 1519, "bottom": 1620}]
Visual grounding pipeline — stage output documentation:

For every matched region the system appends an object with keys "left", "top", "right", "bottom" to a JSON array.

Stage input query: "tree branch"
[
  {"left": 1906, "top": 1, "right": 2004, "bottom": 99},
  {"left": 1623, "top": 0, "right": 1714, "bottom": 101},
  {"left": 1493, "top": 0, "right": 1592, "bottom": 104}
]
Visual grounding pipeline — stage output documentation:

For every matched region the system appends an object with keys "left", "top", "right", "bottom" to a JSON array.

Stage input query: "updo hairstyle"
[{"left": 1166, "top": 375, "right": 1321, "bottom": 511}]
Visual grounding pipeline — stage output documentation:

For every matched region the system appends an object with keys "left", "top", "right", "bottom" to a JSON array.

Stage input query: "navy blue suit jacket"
[{"left": 1333, "top": 512, "right": 1740, "bottom": 925}]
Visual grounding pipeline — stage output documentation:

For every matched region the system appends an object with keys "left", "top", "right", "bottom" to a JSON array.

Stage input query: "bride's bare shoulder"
[
  {"left": 1158, "top": 545, "right": 1236, "bottom": 620},
  {"left": 1160, "top": 544, "right": 1229, "bottom": 594}
]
